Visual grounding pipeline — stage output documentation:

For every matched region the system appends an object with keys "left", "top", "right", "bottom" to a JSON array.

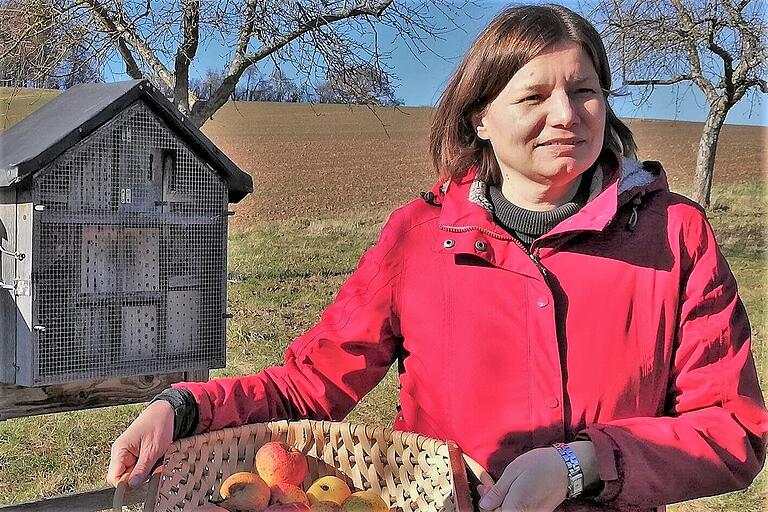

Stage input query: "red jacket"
[{"left": 174, "top": 158, "right": 767, "bottom": 510}]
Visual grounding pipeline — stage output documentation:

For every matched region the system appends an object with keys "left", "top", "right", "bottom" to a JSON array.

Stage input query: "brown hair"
[{"left": 429, "top": 3, "right": 637, "bottom": 183}]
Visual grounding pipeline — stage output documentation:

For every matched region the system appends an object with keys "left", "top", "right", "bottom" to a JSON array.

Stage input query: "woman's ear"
[{"left": 471, "top": 111, "right": 490, "bottom": 140}]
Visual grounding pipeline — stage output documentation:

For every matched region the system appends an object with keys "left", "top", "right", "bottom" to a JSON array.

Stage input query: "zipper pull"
[{"left": 530, "top": 249, "right": 548, "bottom": 277}]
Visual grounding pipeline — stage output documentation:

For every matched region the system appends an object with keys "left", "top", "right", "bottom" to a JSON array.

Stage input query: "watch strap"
[{"left": 552, "top": 442, "right": 584, "bottom": 499}]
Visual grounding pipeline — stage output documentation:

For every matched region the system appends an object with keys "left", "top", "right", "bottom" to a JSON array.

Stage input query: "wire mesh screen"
[{"left": 30, "top": 100, "right": 228, "bottom": 385}]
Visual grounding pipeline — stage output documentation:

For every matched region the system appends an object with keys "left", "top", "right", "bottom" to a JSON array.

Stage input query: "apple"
[
  {"left": 263, "top": 504, "right": 311, "bottom": 512},
  {"left": 270, "top": 483, "right": 310, "bottom": 506},
  {"left": 255, "top": 441, "right": 309, "bottom": 486},
  {"left": 306, "top": 476, "right": 352, "bottom": 505},
  {"left": 213, "top": 471, "right": 271, "bottom": 512},
  {"left": 309, "top": 501, "right": 342, "bottom": 512},
  {"left": 339, "top": 491, "right": 389, "bottom": 512}
]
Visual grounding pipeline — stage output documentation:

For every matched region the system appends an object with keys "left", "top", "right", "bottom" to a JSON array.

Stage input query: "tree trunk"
[{"left": 693, "top": 101, "right": 728, "bottom": 208}]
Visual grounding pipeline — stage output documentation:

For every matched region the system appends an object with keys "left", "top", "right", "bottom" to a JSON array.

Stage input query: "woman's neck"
[{"left": 499, "top": 173, "right": 584, "bottom": 211}]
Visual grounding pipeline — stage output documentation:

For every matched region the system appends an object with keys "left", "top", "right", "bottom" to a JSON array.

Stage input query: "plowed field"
[{"left": 199, "top": 101, "right": 767, "bottom": 225}]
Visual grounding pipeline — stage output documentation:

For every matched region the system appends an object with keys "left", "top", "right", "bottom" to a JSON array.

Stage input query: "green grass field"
[
  {"left": 0, "top": 87, "right": 60, "bottom": 132},
  {"left": 0, "top": 180, "right": 764, "bottom": 510}
]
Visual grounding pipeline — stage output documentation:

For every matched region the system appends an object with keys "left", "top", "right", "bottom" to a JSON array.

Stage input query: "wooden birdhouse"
[{"left": 0, "top": 80, "right": 252, "bottom": 386}]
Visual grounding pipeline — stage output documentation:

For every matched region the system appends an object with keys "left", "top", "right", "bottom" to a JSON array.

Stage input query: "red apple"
[{"left": 255, "top": 441, "right": 309, "bottom": 486}]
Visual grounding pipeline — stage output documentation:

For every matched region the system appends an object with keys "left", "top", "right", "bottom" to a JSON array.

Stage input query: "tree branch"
[
  {"left": 81, "top": 0, "right": 174, "bottom": 89},
  {"left": 741, "top": 78, "right": 768, "bottom": 94},
  {"left": 193, "top": 0, "right": 395, "bottom": 126},
  {"left": 670, "top": 0, "right": 718, "bottom": 102},
  {"left": 624, "top": 75, "right": 693, "bottom": 86},
  {"left": 705, "top": 18, "right": 735, "bottom": 100},
  {"left": 234, "top": 0, "right": 260, "bottom": 61},
  {"left": 237, "top": 1, "right": 393, "bottom": 74},
  {"left": 75, "top": 0, "right": 142, "bottom": 79},
  {"left": 173, "top": 0, "right": 200, "bottom": 114},
  {"left": 722, "top": 0, "right": 766, "bottom": 95}
]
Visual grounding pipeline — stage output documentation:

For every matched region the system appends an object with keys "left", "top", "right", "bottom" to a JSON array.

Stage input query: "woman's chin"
[{"left": 536, "top": 158, "right": 591, "bottom": 180}]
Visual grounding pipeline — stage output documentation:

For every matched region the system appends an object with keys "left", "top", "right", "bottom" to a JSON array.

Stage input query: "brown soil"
[{"left": 201, "top": 102, "right": 767, "bottom": 223}]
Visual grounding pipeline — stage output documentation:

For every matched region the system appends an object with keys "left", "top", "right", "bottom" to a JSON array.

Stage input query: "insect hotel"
[{"left": 0, "top": 79, "right": 252, "bottom": 388}]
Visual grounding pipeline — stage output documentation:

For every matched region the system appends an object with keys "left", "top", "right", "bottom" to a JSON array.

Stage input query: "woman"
[{"left": 108, "top": 4, "right": 767, "bottom": 511}]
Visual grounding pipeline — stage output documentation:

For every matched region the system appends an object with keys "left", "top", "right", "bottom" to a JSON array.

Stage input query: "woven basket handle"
[
  {"left": 447, "top": 442, "right": 497, "bottom": 512},
  {"left": 112, "top": 474, "right": 130, "bottom": 512},
  {"left": 461, "top": 452, "right": 495, "bottom": 488}
]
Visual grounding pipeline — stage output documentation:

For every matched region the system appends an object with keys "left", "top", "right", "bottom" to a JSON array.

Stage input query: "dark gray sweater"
[{"left": 488, "top": 173, "right": 591, "bottom": 250}]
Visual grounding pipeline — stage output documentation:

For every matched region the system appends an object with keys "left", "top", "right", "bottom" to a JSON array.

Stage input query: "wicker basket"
[{"left": 114, "top": 419, "right": 492, "bottom": 512}]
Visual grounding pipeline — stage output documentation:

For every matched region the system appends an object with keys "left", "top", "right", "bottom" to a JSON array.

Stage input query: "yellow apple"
[
  {"left": 339, "top": 491, "right": 388, "bottom": 512},
  {"left": 214, "top": 471, "right": 271, "bottom": 512},
  {"left": 306, "top": 476, "right": 352, "bottom": 505},
  {"left": 309, "top": 501, "right": 341, "bottom": 512}
]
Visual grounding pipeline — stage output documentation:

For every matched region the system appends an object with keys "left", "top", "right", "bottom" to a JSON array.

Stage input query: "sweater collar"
[{"left": 434, "top": 156, "right": 667, "bottom": 239}]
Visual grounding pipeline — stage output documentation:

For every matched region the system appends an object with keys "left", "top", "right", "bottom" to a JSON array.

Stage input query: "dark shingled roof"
[{"left": 0, "top": 79, "right": 252, "bottom": 203}]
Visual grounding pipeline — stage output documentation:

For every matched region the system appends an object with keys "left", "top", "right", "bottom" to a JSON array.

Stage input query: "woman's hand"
[
  {"left": 477, "top": 446, "right": 568, "bottom": 511},
  {"left": 478, "top": 441, "right": 598, "bottom": 512},
  {"left": 107, "top": 400, "right": 175, "bottom": 488}
]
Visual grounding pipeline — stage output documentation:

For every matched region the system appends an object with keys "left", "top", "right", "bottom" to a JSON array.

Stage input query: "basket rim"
[{"left": 166, "top": 418, "right": 451, "bottom": 455}]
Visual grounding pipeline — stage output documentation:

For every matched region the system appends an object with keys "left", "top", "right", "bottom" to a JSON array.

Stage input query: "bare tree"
[
  {"left": 592, "top": 0, "right": 767, "bottom": 207},
  {"left": 315, "top": 62, "right": 401, "bottom": 105},
  {"left": 190, "top": 68, "right": 225, "bottom": 100},
  {"left": 0, "top": 0, "right": 102, "bottom": 88},
  {"left": 62, "top": 0, "right": 464, "bottom": 127}
]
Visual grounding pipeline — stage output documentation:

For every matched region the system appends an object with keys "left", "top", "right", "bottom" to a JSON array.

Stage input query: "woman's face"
[{"left": 474, "top": 42, "right": 606, "bottom": 187}]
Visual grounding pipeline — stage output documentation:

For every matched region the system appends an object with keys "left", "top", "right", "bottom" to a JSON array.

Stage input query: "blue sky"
[
  {"left": 179, "top": 0, "right": 767, "bottom": 126},
  {"left": 375, "top": 1, "right": 766, "bottom": 126}
]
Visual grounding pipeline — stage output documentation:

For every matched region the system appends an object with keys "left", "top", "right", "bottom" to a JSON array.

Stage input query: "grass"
[
  {"left": 0, "top": 87, "right": 60, "bottom": 132},
  {"left": 664, "top": 180, "right": 767, "bottom": 512},
  {"left": 0, "top": 182, "right": 764, "bottom": 510}
]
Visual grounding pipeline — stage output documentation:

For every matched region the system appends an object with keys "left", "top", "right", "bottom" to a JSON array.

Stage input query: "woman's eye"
[{"left": 521, "top": 94, "right": 541, "bottom": 102}]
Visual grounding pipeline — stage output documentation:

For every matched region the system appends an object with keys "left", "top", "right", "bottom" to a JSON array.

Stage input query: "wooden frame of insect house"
[{"left": 0, "top": 80, "right": 252, "bottom": 387}]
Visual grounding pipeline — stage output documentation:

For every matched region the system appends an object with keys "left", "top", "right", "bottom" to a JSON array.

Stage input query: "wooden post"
[
  {"left": 0, "top": 369, "right": 208, "bottom": 511},
  {"left": 0, "top": 369, "right": 208, "bottom": 420},
  {"left": 0, "top": 482, "right": 147, "bottom": 512}
]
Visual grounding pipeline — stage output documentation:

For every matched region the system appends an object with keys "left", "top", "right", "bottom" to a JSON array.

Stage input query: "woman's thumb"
[
  {"left": 478, "top": 484, "right": 504, "bottom": 510},
  {"left": 127, "top": 451, "right": 157, "bottom": 488}
]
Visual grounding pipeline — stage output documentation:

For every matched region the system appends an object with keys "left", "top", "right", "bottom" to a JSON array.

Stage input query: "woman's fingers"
[
  {"left": 107, "top": 442, "right": 138, "bottom": 487},
  {"left": 478, "top": 466, "right": 519, "bottom": 510},
  {"left": 478, "top": 447, "right": 568, "bottom": 512},
  {"left": 106, "top": 400, "right": 174, "bottom": 488},
  {"left": 127, "top": 443, "right": 159, "bottom": 488}
]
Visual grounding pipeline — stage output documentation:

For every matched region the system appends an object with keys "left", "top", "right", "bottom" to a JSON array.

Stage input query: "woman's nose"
[{"left": 548, "top": 92, "right": 579, "bottom": 127}]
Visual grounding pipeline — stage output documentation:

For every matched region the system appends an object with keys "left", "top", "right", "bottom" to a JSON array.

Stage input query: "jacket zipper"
[
  {"left": 441, "top": 224, "right": 550, "bottom": 279},
  {"left": 440, "top": 224, "right": 516, "bottom": 241},
  {"left": 530, "top": 248, "right": 549, "bottom": 279}
]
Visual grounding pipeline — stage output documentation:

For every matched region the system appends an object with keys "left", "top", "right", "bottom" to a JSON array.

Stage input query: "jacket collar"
[{"left": 434, "top": 156, "right": 668, "bottom": 241}]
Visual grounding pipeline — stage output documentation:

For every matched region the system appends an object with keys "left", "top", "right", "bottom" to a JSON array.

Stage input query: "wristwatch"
[{"left": 552, "top": 442, "right": 584, "bottom": 499}]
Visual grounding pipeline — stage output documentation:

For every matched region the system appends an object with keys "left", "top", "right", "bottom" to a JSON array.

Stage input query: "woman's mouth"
[{"left": 536, "top": 139, "right": 584, "bottom": 147}]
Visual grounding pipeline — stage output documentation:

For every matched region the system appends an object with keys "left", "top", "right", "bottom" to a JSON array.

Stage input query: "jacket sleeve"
[
  {"left": 581, "top": 206, "right": 768, "bottom": 508},
  {"left": 171, "top": 211, "right": 404, "bottom": 434}
]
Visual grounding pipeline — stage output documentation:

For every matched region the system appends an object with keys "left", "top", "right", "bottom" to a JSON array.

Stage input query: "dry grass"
[{"left": 0, "top": 87, "right": 60, "bottom": 132}]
